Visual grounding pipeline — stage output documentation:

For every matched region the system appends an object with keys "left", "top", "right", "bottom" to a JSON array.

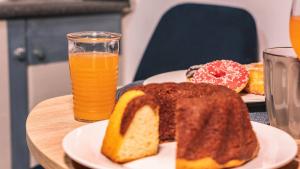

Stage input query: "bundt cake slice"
[
  {"left": 101, "top": 90, "right": 160, "bottom": 163},
  {"left": 176, "top": 93, "right": 259, "bottom": 169}
]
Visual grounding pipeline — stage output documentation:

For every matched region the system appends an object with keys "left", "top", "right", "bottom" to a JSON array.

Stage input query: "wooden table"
[{"left": 26, "top": 95, "right": 300, "bottom": 169}]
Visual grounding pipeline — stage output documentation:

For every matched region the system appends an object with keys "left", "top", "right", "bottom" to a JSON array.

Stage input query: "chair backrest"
[{"left": 134, "top": 3, "right": 258, "bottom": 81}]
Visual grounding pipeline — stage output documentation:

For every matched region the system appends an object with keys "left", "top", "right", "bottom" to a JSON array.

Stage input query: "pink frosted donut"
[{"left": 190, "top": 60, "right": 249, "bottom": 93}]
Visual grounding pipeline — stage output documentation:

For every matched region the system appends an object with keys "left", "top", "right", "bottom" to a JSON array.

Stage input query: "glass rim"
[
  {"left": 263, "top": 47, "right": 297, "bottom": 59},
  {"left": 67, "top": 31, "right": 121, "bottom": 43}
]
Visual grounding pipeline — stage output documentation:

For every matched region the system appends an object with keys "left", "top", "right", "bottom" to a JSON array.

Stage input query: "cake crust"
[{"left": 175, "top": 93, "right": 259, "bottom": 168}]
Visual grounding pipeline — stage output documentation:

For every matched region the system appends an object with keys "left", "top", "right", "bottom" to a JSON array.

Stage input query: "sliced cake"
[
  {"left": 101, "top": 83, "right": 259, "bottom": 168},
  {"left": 101, "top": 90, "right": 160, "bottom": 163}
]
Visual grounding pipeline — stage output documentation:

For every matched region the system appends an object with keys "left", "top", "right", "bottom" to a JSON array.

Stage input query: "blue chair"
[{"left": 134, "top": 3, "right": 258, "bottom": 81}]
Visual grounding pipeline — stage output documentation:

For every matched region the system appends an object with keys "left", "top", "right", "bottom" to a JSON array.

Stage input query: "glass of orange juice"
[
  {"left": 67, "top": 31, "right": 121, "bottom": 122},
  {"left": 290, "top": 0, "right": 300, "bottom": 59}
]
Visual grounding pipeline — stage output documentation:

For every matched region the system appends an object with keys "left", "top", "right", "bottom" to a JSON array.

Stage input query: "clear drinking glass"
[
  {"left": 290, "top": 0, "right": 300, "bottom": 59},
  {"left": 263, "top": 47, "right": 300, "bottom": 139},
  {"left": 67, "top": 31, "right": 121, "bottom": 122}
]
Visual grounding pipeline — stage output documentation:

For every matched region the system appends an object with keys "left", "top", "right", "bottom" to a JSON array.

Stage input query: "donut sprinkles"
[{"left": 190, "top": 60, "right": 249, "bottom": 92}]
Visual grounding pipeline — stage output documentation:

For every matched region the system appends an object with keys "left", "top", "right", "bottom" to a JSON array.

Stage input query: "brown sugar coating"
[{"left": 175, "top": 94, "right": 259, "bottom": 164}]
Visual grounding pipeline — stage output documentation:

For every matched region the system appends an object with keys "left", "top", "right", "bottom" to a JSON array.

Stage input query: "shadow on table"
[{"left": 64, "top": 155, "right": 90, "bottom": 169}]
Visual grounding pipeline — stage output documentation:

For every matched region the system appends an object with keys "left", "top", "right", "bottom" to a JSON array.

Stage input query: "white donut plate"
[{"left": 143, "top": 70, "right": 265, "bottom": 103}]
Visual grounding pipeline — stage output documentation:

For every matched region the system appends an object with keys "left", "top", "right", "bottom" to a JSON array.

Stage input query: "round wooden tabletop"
[
  {"left": 26, "top": 95, "right": 89, "bottom": 169},
  {"left": 26, "top": 95, "right": 300, "bottom": 169}
]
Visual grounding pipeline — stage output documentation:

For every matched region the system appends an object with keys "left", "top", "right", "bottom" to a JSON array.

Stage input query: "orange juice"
[
  {"left": 69, "top": 52, "right": 118, "bottom": 121},
  {"left": 290, "top": 16, "right": 300, "bottom": 59}
]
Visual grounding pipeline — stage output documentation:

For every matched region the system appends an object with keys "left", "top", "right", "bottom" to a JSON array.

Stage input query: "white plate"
[
  {"left": 143, "top": 70, "right": 265, "bottom": 103},
  {"left": 63, "top": 120, "right": 297, "bottom": 169}
]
